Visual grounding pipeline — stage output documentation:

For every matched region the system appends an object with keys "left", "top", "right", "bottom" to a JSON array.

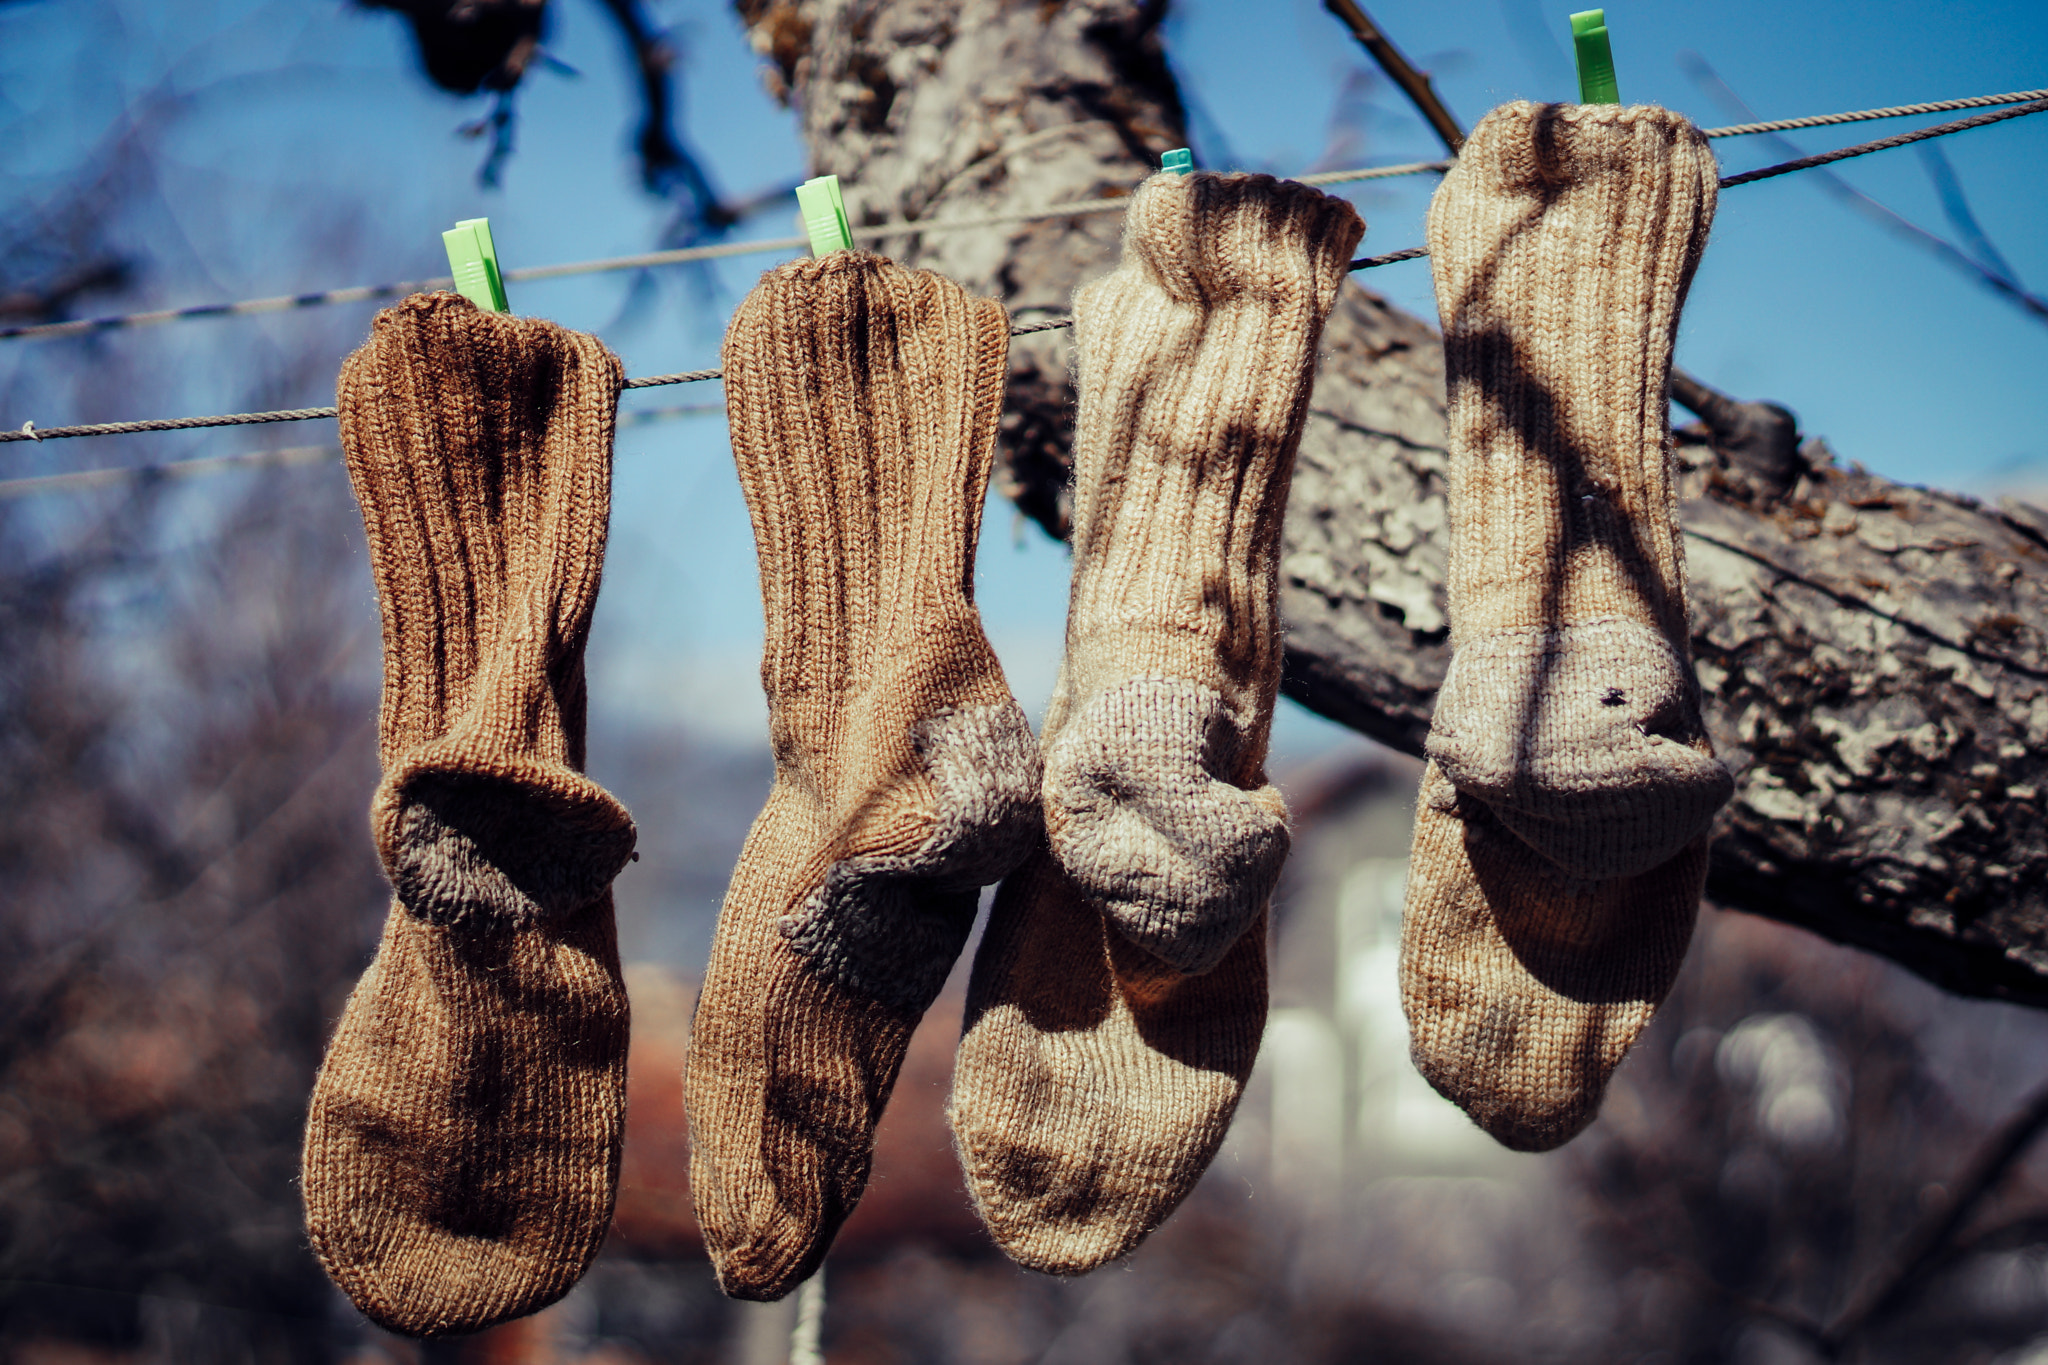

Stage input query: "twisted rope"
[
  {"left": 790, "top": 1272, "right": 826, "bottom": 1365},
  {"left": 0, "top": 443, "right": 339, "bottom": 500},
  {"left": 1700, "top": 87, "right": 2048, "bottom": 140},
  {"left": 4, "top": 406, "right": 340, "bottom": 442},
  {"left": 1716, "top": 97, "right": 2048, "bottom": 189},
  {"left": 1295, "top": 159, "right": 1453, "bottom": 185},
  {"left": 0, "top": 401, "right": 726, "bottom": 498},
  {"left": 621, "top": 366, "right": 725, "bottom": 390},
  {"left": 6, "top": 93, "right": 2043, "bottom": 450},
  {"left": 7, "top": 86, "right": 2042, "bottom": 345},
  {"left": 1349, "top": 246, "right": 1431, "bottom": 271}
]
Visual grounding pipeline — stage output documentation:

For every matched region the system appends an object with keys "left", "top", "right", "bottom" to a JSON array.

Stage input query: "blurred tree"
[
  {"left": 0, "top": 94, "right": 392, "bottom": 1363},
  {"left": 359, "top": 0, "right": 792, "bottom": 238},
  {"left": 1572, "top": 909, "right": 2048, "bottom": 1363},
  {"left": 0, "top": 467, "right": 390, "bottom": 1360}
]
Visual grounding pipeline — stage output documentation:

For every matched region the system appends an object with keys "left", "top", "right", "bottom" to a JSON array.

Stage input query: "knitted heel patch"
[
  {"left": 777, "top": 700, "right": 1042, "bottom": 1014},
  {"left": 1043, "top": 676, "right": 1289, "bottom": 975},
  {"left": 1426, "top": 619, "right": 1733, "bottom": 879},
  {"left": 382, "top": 771, "right": 638, "bottom": 929}
]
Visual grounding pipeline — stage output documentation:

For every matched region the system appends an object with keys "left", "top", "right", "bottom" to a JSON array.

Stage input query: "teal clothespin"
[
  {"left": 442, "top": 217, "right": 509, "bottom": 313},
  {"left": 1161, "top": 147, "right": 1193, "bottom": 176},
  {"left": 795, "top": 175, "right": 854, "bottom": 257},
  {"left": 1570, "top": 10, "right": 1620, "bottom": 105}
]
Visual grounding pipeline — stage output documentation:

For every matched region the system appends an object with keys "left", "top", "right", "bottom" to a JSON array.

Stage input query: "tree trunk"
[{"left": 731, "top": 0, "right": 2048, "bottom": 1006}]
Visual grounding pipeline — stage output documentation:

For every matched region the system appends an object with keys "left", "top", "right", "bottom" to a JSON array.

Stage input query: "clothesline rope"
[
  {"left": 0, "top": 166, "right": 1455, "bottom": 347},
  {"left": 0, "top": 318, "right": 1085, "bottom": 442},
  {"left": 3, "top": 85, "right": 2043, "bottom": 347},
  {"left": 0, "top": 443, "right": 338, "bottom": 501},
  {"left": 1716, "top": 95, "right": 2048, "bottom": 188},
  {"left": 3, "top": 94, "right": 2043, "bottom": 452},
  {"left": 1695, "top": 86, "right": 2048, "bottom": 139},
  {"left": 0, "top": 402, "right": 728, "bottom": 501}
]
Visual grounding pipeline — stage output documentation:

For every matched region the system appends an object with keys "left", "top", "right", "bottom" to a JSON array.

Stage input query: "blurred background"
[{"left": 2, "top": 0, "right": 2047, "bottom": 1361}]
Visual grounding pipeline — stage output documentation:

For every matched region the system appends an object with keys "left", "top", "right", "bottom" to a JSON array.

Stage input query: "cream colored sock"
[
  {"left": 304, "top": 293, "right": 636, "bottom": 1336},
  {"left": 951, "top": 171, "right": 1362, "bottom": 1274},
  {"left": 685, "top": 252, "right": 1039, "bottom": 1301},
  {"left": 1401, "top": 102, "right": 1733, "bottom": 1151}
]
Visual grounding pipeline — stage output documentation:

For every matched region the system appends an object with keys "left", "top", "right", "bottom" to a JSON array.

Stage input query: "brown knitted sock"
[
  {"left": 950, "top": 172, "right": 1362, "bottom": 1274},
  {"left": 1401, "top": 103, "right": 1734, "bottom": 1151},
  {"left": 303, "top": 293, "right": 637, "bottom": 1336},
  {"left": 685, "top": 253, "right": 1039, "bottom": 1301}
]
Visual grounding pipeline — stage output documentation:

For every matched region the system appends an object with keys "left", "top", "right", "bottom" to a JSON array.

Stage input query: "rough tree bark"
[{"left": 731, "top": 0, "right": 2048, "bottom": 1006}]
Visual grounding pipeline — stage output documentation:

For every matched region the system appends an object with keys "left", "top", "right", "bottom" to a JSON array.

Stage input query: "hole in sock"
[{"left": 1429, "top": 621, "right": 1733, "bottom": 879}]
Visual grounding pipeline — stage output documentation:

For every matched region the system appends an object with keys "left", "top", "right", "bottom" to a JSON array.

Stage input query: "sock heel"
[{"left": 1043, "top": 676, "right": 1288, "bottom": 974}]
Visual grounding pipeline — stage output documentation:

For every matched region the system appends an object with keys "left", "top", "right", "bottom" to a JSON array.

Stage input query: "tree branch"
[
  {"left": 735, "top": 0, "right": 2048, "bottom": 1008},
  {"left": 1321, "top": 0, "right": 1465, "bottom": 155}
]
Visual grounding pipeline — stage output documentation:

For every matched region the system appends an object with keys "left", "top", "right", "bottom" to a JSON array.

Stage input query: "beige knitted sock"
[
  {"left": 685, "top": 253, "right": 1039, "bottom": 1301},
  {"left": 1401, "top": 102, "right": 1734, "bottom": 1151},
  {"left": 951, "top": 171, "right": 1363, "bottom": 1274},
  {"left": 304, "top": 293, "right": 637, "bottom": 1336}
]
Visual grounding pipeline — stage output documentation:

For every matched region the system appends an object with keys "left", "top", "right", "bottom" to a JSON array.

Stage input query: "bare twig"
[
  {"left": 1822, "top": 1079, "right": 2048, "bottom": 1350},
  {"left": 1945, "top": 1210, "right": 2048, "bottom": 1261},
  {"left": 591, "top": 0, "right": 733, "bottom": 227},
  {"left": 1919, "top": 141, "right": 2021, "bottom": 284},
  {"left": 1321, "top": 9, "right": 1790, "bottom": 492},
  {"left": 1321, "top": 0, "right": 1466, "bottom": 154},
  {"left": 1682, "top": 52, "right": 2048, "bottom": 327}
]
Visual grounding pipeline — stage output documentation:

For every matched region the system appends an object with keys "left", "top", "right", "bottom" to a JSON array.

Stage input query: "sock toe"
[
  {"left": 951, "top": 856, "right": 1264, "bottom": 1273},
  {"left": 1400, "top": 770, "right": 1706, "bottom": 1151},
  {"left": 687, "top": 939, "right": 921, "bottom": 1299},
  {"left": 303, "top": 909, "right": 628, "bottom": 1335}
]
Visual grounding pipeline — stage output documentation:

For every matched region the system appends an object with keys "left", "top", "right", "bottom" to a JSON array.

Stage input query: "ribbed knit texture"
[
  {"left": 1401, "top": 103, "right": 1734, "bottom": 1152},
  {"left": 950, "top": 171, "right": 1362, "bottom": 1275},
  {"left": 686, "top": 253, "right": 1039, "bottom": 1301},
  {"left": 304, "top": 293, "right": 637, "bottom": 1336}
]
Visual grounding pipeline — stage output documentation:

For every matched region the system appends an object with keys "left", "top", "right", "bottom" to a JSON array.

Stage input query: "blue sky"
[{"left": 2, "top": 0, "right": 2043, "bottom": 762}]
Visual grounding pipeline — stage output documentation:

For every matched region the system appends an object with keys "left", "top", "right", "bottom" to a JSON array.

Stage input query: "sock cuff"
[
  {"left": 722, "top": 253, "right": 1012, "bottom": 701},
  {"left": 1115, "top": 169, "right": 1364, "bottom": 313},
  {"left": 1450, "top": 101, "right": 1717, "bottom": 200},
  {"left": 1059, "top": 175, "right": 1360, "bottom": 722},
  {"left": 339, "top": 292, "right": 623, "bottom": 764},
  {"left": 1426, "top": 103, "right": 1716, "bottom": 644},
  {"left": 723, "top": 251, "right": 1011, "bottom": 388}
]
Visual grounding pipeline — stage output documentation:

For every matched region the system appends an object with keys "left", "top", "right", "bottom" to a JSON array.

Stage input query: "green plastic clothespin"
[
  {"left": 442, "top": 217, "right": 509, "bottom": 313},
  {"left": 1161, "top": 147, "right": 1193, "bottom": 176},
  {"left": 796, "top": 175, "right": 854, "bottom": 257},
  {"left": 1570, "top": 10, "right": 1620, "bottom": 105}
]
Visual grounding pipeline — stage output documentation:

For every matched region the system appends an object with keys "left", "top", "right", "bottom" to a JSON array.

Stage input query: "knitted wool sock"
[
  {"left": 950, "top": 171, "right": 1363, "bottom": 1274},
  {"left": 685, "top": 253, "right": 1039, "bottom": 1301},
  {"left": 1400, "top": 102, "right": 1734, "bottom": 1151},
  {"left": 303, "top": 293, "right": 637, "bottom": 1336}
]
